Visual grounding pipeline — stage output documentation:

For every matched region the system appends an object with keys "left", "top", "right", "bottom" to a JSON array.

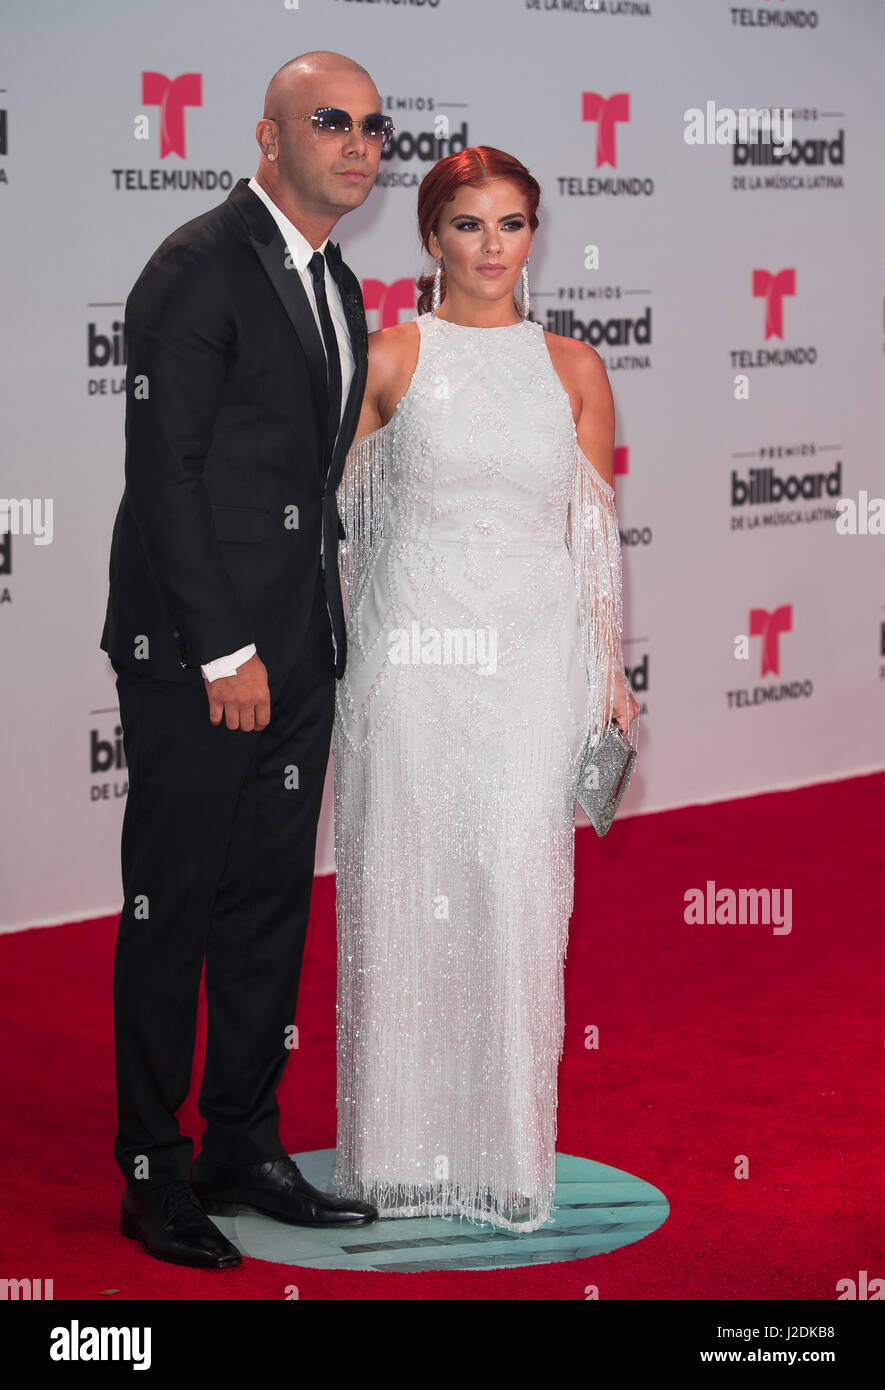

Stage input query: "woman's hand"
[{"left": 611, "top": 671, "right": 640, "bottom": 736}]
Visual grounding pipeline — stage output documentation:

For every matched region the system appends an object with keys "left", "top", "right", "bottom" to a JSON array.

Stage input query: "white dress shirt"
[{"left": 201, "top": 178, "right": 355, "bottom": 682}]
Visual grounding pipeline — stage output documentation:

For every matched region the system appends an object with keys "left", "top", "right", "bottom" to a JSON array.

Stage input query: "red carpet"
[{"left": 1, "top": 773, "right": 882, "bottom": 1300}]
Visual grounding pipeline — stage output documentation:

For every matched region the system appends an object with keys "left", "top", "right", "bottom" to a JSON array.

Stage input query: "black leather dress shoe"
[
  {"left": 120, "top": 1180, "right": 242, "bottom": 1269},
  {"left": 190, "top": 1155, "right": 378, "bottom": 1227}
]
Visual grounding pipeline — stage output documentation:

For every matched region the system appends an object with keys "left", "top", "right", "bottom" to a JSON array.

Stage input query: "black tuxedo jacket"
[{"left": 100, "top": 177, "right": 368, "bottom": 684}]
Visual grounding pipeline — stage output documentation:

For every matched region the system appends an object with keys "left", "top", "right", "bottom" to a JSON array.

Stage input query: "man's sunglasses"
[{"left": 272, "top": 107, "right": 395, "bottom": 148}]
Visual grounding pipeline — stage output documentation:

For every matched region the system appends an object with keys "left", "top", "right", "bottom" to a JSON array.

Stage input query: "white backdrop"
[{"left": 1, "top": 0, "right": 883, "bottom": 932}]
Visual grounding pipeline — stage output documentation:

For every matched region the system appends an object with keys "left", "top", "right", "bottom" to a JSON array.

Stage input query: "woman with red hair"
[{"left": 334, "top": 147, "right": 638, "bottom": 1232}]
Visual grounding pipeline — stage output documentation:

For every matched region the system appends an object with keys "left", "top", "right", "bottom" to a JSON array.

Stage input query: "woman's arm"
[
  {"left": 350, "top": 331, "right": 386, "bottom": 444},
  {"left": 350, "top": 320, "right": 420, "bottom": 445},
  {"left": 338, "top": 323, "right": 417, "bottom": 612},
  {"left": 565, "top": 340, "right": 616, "bottom": 488},
  {"left": 560, "top": 340, "right": 639, "bottom": 736},
  {"left": 544, "top": 332, "right": 615, "bottom": 486}
]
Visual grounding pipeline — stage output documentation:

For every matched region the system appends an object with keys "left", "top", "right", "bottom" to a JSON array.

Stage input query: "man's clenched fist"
[{"left": 204, "top": 652, "right": 271, "bottom": 732}]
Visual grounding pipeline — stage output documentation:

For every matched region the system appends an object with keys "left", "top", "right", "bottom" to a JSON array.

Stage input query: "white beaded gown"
[{"left": 333, "top": 309, "right": 630, "bottom": 1232}]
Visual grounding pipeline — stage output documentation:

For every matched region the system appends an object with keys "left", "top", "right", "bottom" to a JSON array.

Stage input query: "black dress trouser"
[{"left": 111, "top": 565, "right": 335, "bottom": 1189}]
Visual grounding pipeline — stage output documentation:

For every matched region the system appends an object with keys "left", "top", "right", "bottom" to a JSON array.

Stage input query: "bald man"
[{"left": 101, "top": 52, "right": 388, "bottom": 1268}]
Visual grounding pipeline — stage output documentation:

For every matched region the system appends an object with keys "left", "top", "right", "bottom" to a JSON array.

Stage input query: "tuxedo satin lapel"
[
  {"left": 227, "top": 178, "right": 272, "bottom": 241},
  {"left": 249, "top": 233, "right": 329, "bottom": 453},
  {"left": 326, "top": 254, "right": 369, "bottom": 493}
]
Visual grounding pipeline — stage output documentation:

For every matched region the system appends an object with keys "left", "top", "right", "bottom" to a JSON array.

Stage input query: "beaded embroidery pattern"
[{"left": 333, "top": 311, "right": 628, "bottom": 1232}]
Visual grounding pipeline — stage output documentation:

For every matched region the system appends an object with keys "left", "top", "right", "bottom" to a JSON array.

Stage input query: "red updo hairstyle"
[{"left": 415, "top": 147, "right": 541, "bottom": 315}]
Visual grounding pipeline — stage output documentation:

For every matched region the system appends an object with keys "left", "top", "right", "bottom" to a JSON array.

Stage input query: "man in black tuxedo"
[{"left": 100, "top": 51, "right": 389, "bottom": 1268}]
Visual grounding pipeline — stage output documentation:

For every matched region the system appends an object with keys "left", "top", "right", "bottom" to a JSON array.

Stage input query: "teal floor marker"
[{"left": 208, "top": 1149, "right": 669, "bottom": 1272}]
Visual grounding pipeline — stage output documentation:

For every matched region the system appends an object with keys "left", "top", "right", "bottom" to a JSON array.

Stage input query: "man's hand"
[{"left": 203, "top": 652, "right": 271, "bottom": 731}]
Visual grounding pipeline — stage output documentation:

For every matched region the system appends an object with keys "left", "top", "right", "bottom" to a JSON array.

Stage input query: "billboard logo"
[
  {"left": 90, "top": 713, "right": 128, "bottom": 802},
  {"left": 88, "top": 319, "right": 125, "bottom": 368},
  {"left": 542, "top": 307, "right": 652, "bottom": 371}
]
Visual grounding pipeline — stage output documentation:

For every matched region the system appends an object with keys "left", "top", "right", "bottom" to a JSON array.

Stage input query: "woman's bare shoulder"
[
  {"left": 367, "top": 319, "right": 421, "bottom": 375},
  {"left": 543, "top": 331, "right": 607, "bottom": 388},
  {"left": 366, "top": 319, "right": 421, "bottom": 421}
]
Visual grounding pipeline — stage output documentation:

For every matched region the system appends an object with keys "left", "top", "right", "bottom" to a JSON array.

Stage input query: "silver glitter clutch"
[{"left": 575, "top": 720, "right": 637, "bottom": 837}]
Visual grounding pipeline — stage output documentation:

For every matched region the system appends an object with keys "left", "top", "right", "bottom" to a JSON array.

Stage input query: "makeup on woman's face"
[{"left": 432, "top": 180, "right": 533, "bottom": 298}]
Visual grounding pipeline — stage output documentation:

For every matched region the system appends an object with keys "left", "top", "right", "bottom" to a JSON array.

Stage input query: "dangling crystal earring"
[
  {"left": 431, "top": 260, "right": 442, "bottom": 313},
  {"left": 521, "top": 259, "right": 530, "bottom": 319}
]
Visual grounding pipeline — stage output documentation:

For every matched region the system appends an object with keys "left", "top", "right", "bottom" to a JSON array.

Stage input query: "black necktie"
[{"left": 308, "top": 250, "right": 343, "bottom": 462}]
